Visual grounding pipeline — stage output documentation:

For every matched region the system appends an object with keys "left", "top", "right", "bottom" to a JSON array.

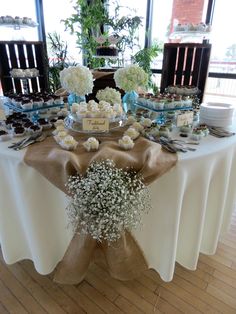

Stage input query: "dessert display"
[
  {"left": 174, "top": 22, "right": 211, "bottom": 33},
  {"left": 65, "top": 99, "right": 126, "bottom": 133},
  {"left": 0, "top": 15, "right": 38, "bottom": 27},
  {"left": 166, "top": 85, "right": 199, "bottom": 96},
  {"left": 10, "top": 68, "right": 39, "bottom": 78},
  {"left": 137, "top": 92, "right": 193, "bottom": 110},
  {"left": 4, "top": 92, "right": 64, "bottom": 115}
]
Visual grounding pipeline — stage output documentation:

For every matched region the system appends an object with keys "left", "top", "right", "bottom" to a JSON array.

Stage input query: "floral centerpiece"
[
  {"left": 96, "top": 87, "right": 121, "bottom": 104},
  {"left": 114, "top": 65, "right": 148, "bottom": 112},
  {"left": 66, "top": 159, "right": 151, "bottom": 243},
  {"left": 60, "top": 66, "right": 94, "bottom": 104},
  {"left": 114, "top": 64, "right": 148, "bottom": 92}
]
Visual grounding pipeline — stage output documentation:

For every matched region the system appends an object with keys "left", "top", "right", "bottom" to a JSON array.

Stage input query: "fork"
[{"left": 14, "top": 132, "right": 49, "bottom": 150}]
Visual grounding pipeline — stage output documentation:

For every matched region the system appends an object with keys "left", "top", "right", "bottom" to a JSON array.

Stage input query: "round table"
[{"left": 0, "top": 125, "right": 236, "bottom": 281}]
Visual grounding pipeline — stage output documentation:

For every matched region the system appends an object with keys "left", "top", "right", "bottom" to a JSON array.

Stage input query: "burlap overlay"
[{"left": 24, "top": 128, "right": 177, "bottom": 284}]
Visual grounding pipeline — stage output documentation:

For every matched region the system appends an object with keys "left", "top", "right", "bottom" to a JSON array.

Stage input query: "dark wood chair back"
[
  {"left": 0, "top": 41, "right": 49, "bottom": 95},
  {"left": 160, "top": 43, "right": 212, "bottom": 102}
]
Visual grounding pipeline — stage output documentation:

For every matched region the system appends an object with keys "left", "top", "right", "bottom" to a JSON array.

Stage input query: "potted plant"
[
  {"left": 47, "top": 32, "right": 77, "bottom": 92},
  {"left": 62, "top": 0, "right": 143, "bottom": 68}
]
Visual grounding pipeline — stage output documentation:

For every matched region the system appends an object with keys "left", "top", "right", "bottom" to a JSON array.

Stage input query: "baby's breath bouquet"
[
  {"left": 96, "top": 87, "right": 121, "bottom": 104},
  {"left": 60, "top": 65, "right": 94, "bottom": 96},
  {"left": 114, "top": 64, "right": 148, "bottom": 92},
  {"left": 66, "top": 159, "right": 151, "bottom": 242}
]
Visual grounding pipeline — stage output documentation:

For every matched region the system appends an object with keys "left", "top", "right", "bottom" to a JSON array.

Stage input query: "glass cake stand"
[{"left": 64, "top": 112, "right": 127, "bottom": 134}]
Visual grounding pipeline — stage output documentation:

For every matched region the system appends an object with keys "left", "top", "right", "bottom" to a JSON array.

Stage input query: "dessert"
[
  {"left": 83, "top": 137, "right": 99, "bottom": 152},
  {"left": 96, "top": 46, "right": 118, "bottom": 56},
  {"left": 59, "top": 135, "right": 78, "bottom": 151},
  {"left": 12, "top": 126, "right": 25, "bottom": 137},
  {"left": 124, "top": 127, "right": 139, "bottom": 140},
  {"left": 118, "top": 135, "right": 134, "bottom": 150}
]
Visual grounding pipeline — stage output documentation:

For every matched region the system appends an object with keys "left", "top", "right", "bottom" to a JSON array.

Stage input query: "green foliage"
[
  {"left": 62, "top": 0, "right": 143, "bottom": 68},
  {"left": 47, "top": 32, "right": 77, "bottom": 92},
  {"left": 132, "top": 42, "right": 163, "bottom": 91}
]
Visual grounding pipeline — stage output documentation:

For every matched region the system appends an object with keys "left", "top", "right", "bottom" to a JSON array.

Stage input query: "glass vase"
[
  {"left": 68, "top": 93, "right": 86, "bottom": 106},
  {"left": 122, "top": 91, "right": 138, "bottom": 113}
]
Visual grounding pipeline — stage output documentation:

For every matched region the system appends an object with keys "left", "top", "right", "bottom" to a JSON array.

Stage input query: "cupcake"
[
  {"left": 83, "top": 137, "right": 99, "bottom": 152},
  {"left": 118, "top": 135, "right": 134, "bottom": 150},
  {"left": 28, "top": 125, "right": 42, "bottom": 134},
  {"left": 124, "top": 127, "right": 140, "bottom": 140},
  {"left": 12, "top": 126, "right": 25, "bottom": 137},
  {"left": 59, "top": 135, "right": 78, "bottom": 151}
]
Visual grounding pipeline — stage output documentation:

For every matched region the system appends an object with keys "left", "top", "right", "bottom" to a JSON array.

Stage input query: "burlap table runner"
[{"left": 24, "top": 128, "right": 177, "bottom": 284}]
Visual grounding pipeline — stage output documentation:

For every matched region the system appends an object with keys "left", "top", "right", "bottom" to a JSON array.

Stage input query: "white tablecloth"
[{"left": 1, "top": 128, "right": 236, "bottom": 281}]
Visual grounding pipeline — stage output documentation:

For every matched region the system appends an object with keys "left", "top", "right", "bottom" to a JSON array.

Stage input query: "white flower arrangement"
[
  {"left": 114, "top": 64, "right": 148, "bottom": 92},
  {"left": 96, "top": 87, "right": 121, "bottom": 105},
  {"left": 60, "top": 66, "right": 94, "bottom": 96},
  {"left": 66, "top": 159, "right": 151, "bottom": 242}
]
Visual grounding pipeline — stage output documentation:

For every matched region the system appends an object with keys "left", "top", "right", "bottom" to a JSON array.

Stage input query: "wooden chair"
[
  {"left": 0, "top": 41, "right": 49, "bottom": 95},
  {"left": 160, "top": 43, "right": 212, "bottom": 102}
]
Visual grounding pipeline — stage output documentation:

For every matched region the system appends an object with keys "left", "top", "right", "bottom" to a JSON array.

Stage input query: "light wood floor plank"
[
  {"left": 0, "top": 279, "right": 28, "bottom": 314},
  {"left": 0, "top": 260, "right": 46, "bottom": 314},
  {"left": 175, "top": 264, "right": 208, "bottom": 290},
  {"left": 90, "top": 263, "right": 161, "bottom": 314},
  {"left": 206, "top": 285, "right": 236, "bottom": 310},
  {"left": 20, "top": 260, "right": 85, "bottom": 314},
  {"left": 172, "top": 274, "right": 235, "bottom": 314},
  {"left": 1, "top": 261, "right": 66, "bottom": 314},
  {"left": 78, "top": 280, "right": 123, "bottom": 314},
  {"left": 114, "top": 296, "right": 144, "bottom": 314},
  {"left": 84, "top": 271, "right": 119, "bottom": 302},
  {"left": 213, "top": 269, "right": 236, "bottom": 289},
  {"left": 0, "top": 302, "right": 9, "bottom": 314}
]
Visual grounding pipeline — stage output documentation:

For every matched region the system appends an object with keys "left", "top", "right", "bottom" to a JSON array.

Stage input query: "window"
[
  {"left": 0, "top": 0, "right": 38, "bottom": 41},
  {"left": 43, "top": 0, "right": 82, "bottom": 64},
  {"left": 208, "top": 0, "right": 236, "bottom": 74}
]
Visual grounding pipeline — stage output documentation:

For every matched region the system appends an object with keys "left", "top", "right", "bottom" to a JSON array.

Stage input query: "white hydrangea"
[
  {"left": 114, "top": 65, "right": 148, "bottom": 92},
  {"left": 60, "top": 66, "right": 94, "bottom": 96},
  {"left": 96, "top": 87, "right": 122, "bottom": 105}
]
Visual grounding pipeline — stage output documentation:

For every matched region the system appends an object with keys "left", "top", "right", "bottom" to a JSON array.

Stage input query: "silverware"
[
  {"left": 14, "top": 132, "right": 48, "bottom": 150},
  {"left": 8, "top": 132, "right": 42, "bottom": 149}
]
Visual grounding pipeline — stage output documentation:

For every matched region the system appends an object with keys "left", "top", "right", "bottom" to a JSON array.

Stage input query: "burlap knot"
[{"left": 53, "top": 230, "right": 148, "bottom": 285}]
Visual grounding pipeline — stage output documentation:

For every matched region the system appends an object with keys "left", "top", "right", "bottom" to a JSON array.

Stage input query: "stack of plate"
[{"left": 199, "top": 102, "right": 235, "bottom": 127}]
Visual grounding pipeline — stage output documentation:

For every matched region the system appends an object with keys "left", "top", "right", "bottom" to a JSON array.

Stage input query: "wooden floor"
[{"left": 0, "top": 212, "right": 236, "bottom": 313}]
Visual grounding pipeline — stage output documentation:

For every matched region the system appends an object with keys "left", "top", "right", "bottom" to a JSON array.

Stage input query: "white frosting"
[
  {"left": 124, "top": 127, "right": 139, "bottom": 140},
  {"left": 141, "top": 118, "right": 152, "bottom": 127},
  {"left": 83, "top": 137, "right": 99, "bottom": 151},
  {"left": 118, "top": 135, "right": 134, "bottom": 150},
  {"left": 126, "top": 115, "right": 136, "bottom": 125},
  {"left": 59, "top": 135, "right": 78, "bottom": 150},
  {"left": 132, "top": 122, "right": 144, "bottom": 132}
]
